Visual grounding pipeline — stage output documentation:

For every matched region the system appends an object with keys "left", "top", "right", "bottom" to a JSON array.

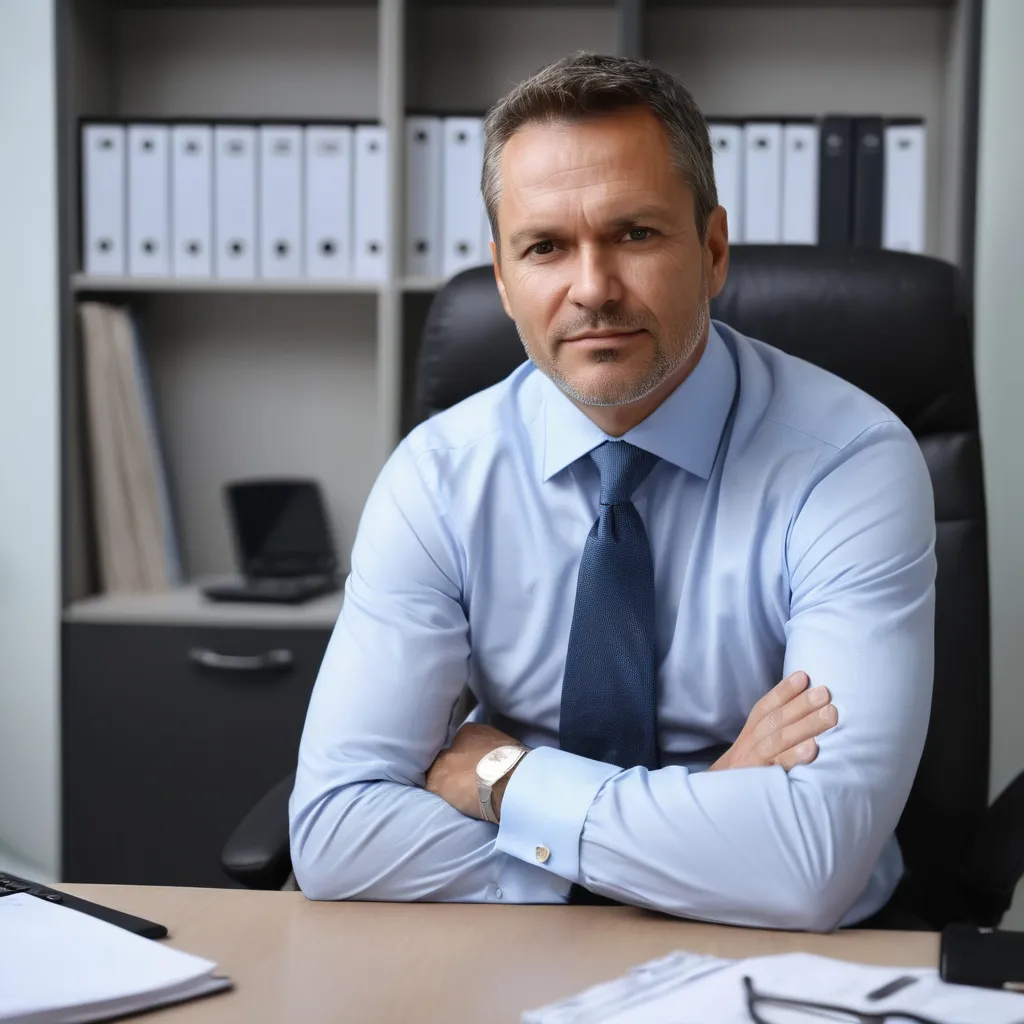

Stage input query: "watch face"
[{"left": 478, "top": 745, "right": 523, "bottom": 785}]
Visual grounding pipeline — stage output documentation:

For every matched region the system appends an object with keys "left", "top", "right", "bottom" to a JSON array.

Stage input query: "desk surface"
[{"left": 63, "top": 884, "right": 939, "bottom": 1023}]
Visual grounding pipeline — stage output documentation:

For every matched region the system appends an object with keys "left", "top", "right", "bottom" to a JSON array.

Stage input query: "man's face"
[{"left": 492, "top": 107, "right": 723, "bottom": 408}]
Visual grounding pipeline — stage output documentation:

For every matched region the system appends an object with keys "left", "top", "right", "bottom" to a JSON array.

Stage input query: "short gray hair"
[{"left": 482, "top": 52, "right": 718, "bottom": 251}]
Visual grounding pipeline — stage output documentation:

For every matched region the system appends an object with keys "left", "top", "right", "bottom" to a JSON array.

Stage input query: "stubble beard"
[{"left": 517, "top": 271, "right": 710, "bottom": 408}]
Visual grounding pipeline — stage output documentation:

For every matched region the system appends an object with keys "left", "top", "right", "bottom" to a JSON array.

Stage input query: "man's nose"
[{"left": 566, "top": 244, "right": 624, "bottom": 310}]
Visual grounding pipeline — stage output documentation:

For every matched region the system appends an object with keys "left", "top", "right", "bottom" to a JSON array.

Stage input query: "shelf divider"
[{"left": 377, "top": 0, "right": 405, "bottom": 457}]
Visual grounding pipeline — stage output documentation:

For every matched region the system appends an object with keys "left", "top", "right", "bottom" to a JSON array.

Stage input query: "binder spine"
[
  {"left": 742, "top": 122, "right": 783, "bottom": 244},
  {"left": 709, "top": 122, "right": 745, "bottom": 244},
  {"left": 852, "top": 117, "right": 885, "bottom": 248},
  {"left": 882, "top": 120, "right": 926, "bottom": 254},
  {"left": 818, "top": 116, "right": 854, "bottom": 247},
  {"left": 82, "top": 124, "right": 127, "bottom": 276},
  {"left": 781, "top": 122, "right": 819, "bottom": 245},
  {"left": 171, "top": 125, "right": 213, "bottom": 279}
]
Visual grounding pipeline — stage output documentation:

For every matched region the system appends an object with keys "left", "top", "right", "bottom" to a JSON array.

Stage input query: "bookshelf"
[{"left": 56, "top": 0, "right": 981, "bottom": 613}]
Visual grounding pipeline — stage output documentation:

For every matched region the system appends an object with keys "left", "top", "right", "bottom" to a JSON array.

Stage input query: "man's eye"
[
  {"left": 627, "top": 227, "right": 652, "bottom": 242},
  {"left": 529, "top": 241, "right": 555, "bottom": 256}
]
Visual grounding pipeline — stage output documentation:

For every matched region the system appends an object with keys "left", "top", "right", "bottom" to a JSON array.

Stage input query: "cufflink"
[{"left": 535, "top": 845, "right": 550, "bottom": 864}]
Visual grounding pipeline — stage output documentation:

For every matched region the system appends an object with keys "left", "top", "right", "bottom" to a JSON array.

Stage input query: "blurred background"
[{"left": 0, "top": 0, "right": 1021, "bottom": 924}]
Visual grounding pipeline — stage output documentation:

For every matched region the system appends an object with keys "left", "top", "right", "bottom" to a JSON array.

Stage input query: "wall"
[
  {"left": 0, "top": 0, "right": 60, "bottom": 877},
  {"left": 975, "top": 0, "right": 1024, "bottom": 928}
]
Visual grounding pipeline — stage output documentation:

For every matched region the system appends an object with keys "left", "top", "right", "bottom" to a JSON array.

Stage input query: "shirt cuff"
[{"left": 494, "top": 745, "right": 620, "bottom": 883}]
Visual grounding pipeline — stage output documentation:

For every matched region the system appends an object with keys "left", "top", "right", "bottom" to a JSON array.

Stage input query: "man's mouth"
[{"left": 562, "top": 329, "right": 646, "bottom": 347}]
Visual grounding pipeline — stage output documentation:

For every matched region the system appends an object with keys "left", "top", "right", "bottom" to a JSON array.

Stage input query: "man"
[{"left": 289, "top": 52, "right": 935, "bottom": 932}]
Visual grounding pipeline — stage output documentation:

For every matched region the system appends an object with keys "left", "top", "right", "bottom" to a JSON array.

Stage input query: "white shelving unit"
[
  {"left": 64, "top": 581, "right": 343, "bottom": 629},
  {"left": 71, "top": 274, "right": 385, "bottom": 294},
  {"left": 57, "top": 0, "right": 981, "bottom": 619}
]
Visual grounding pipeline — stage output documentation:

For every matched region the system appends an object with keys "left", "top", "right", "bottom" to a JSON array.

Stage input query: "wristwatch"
[{"left": 476, "top": 744, "right": 529, "bottom": 824}]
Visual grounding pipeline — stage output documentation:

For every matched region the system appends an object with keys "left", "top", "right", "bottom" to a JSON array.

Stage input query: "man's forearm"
[
  {"left": 288, "top": 773, "right": 569, "bottom": 904},
  {"left": 495, "top": 747, "right": 899, "bottom": 932}
]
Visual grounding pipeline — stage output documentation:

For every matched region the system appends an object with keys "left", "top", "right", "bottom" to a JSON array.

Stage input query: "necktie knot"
[{"left": 589, "top": 441, "right": 660, "bottom": 506}]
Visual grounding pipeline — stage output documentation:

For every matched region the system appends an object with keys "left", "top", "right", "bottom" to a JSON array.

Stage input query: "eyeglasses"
[{"left": 744, "top": 975, "right": 948, "bottom": 1024}]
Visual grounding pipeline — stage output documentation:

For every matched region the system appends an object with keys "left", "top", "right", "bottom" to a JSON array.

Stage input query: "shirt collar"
[{"left": 539, "top": 321, "right": 737, "bottom": 483}]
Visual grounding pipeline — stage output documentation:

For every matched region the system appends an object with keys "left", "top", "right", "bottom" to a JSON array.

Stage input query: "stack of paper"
[
  {"left": 0, "top": 893, "right": 230, "bottom": 1022},
  {"left": 78, "top": 301, "right": 182, "bottom": 593},
  {"left": 523, "top": 949, "right": 1024, "bottom": 1023}
]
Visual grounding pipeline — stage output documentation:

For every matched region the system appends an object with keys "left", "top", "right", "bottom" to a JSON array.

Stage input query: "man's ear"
[
  {"left": 491, "top": 241, "right": 515, "bottom": 320},
  {"left": 704, "top": 205, "right": 730, "bottom": 300}
]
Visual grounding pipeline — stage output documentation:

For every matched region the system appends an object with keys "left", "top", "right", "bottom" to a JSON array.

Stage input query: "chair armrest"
[
  {"left": 220, "top": 773, "right": 295, "bottom": 890},
  {"left": 963, "top": 768, "right": 1024, "bottom": 926}
]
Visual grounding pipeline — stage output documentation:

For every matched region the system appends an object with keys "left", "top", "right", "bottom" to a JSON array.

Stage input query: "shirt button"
[
  {"left": 494, "top": 888, "right": 503, "bottom": 900},
  {"left": 535, "top": 845, "right": 551, "bottom": 864}
]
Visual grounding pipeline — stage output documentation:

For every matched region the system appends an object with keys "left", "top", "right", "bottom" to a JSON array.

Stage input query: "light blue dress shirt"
[{"left": 289, "top": 320, "right": 936, "bottom": 932}]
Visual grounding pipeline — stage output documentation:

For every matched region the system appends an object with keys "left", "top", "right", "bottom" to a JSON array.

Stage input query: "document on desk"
[
  {"left": 0, "top": 893, "right": 232, "bottom": 1022},
  {"left": 523, "top": 949, "right": 1024, "bottom": 1023}
]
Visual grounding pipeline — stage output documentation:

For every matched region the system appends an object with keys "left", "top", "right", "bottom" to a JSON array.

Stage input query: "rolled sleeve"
[{"left": 495, "top": 745, "right": 620, "bottom": 883}]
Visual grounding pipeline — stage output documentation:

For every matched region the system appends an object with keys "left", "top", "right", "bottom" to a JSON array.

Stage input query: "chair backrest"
[{"left": 415, "top": 246, "right": 990, "bottom": 926}]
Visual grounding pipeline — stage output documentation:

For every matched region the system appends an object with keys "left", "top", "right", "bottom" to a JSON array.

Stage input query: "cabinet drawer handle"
[{"left": 188, "top": 647, "right": 295, "bottom": 673}]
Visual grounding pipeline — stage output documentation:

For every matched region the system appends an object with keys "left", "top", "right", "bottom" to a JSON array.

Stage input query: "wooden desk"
[{"left": 63, "top": 885, "right": 939, "bottom": 1023}]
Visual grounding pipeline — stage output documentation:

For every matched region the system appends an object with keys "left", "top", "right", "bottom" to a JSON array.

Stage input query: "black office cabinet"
[{"left": 62, "top": 622, "right": 330, "bottom": 887}]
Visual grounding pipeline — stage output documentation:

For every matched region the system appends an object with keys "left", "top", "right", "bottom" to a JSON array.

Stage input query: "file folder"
[
  {"left": 406, "top": 116, "right": 443, "bottom": 278},
  {"left": 883, "top": 120, "right": 926, "bottom": 254},
  {"left": 852, "top": 117, "right": 885, "bottom": 248},
  {"left": 127, "top": 124, "right": 170, "bottom": 277},
  {"left": 818, "top": 116, "right": 854, "bottom": 246},
  {"left": 743, "top": 122, "right": 783, "bottom": 243},
  {"left": 781, "top": 122, "right": 819, "bottom": 244},
  {"left": 78, "top": 302, "right": 181, "bottom": 592},
  {"left": 259, "top": 125, "right": 303, "bottom": 279},
  {"left": 305, "top": 125, "right": 354, "bottom": 280},
  {"left": 82, "top": 124, "right": 127, "bottom": 276},
  {"left": 353, "top": 124, "right": 388, "bottom": 281},
  {"left": 214, "top": 125, "right": 257, "bottom": 279},
  {"left": 171, "top": 125, "right": 212, "bottom": 279},
  {"left": 709, "top": 123, "right": 744, "bottom": 244},
  {"left": 442, "top": 117, "right": 486, "bottom": 277}
]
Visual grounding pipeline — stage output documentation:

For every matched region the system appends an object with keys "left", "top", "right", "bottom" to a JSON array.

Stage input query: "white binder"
[
  {"left": 883, "top": 120, "right": 926, "bottom": 254},
  {"left": 259, "top": 125, "right": 303, "bottom": 279},
  {"left": 709, "top": 123, "right": 744, "bottom": 244},
  {"left": 353, "top": 124, "right": 388, "bottom": 281},
  {"left": 781, "top": 122, "right": 819, "bottom": 244},
  {"left": 83, "top": 124, "right": 127, "bottom": 276},
  {"left": 170, "top": 125, "right": 212, "bottom": 278},
  {"left": 127, "top": 124, "right": 170, "bottom": 277},
  {"left": 214, "top": 125, "right": 257, "bottom": 279},
  {"left": 304, "top": 125, "right": 354, "bottom": 280},
  {"left": 406, "top": 116, "right": 443, "bottom": 278},
  {"left": 743, "top": 122, "right": 783, "bottom": 243},
  {"left": 442, "top": 117, "right": 485, "bottom": 277}
]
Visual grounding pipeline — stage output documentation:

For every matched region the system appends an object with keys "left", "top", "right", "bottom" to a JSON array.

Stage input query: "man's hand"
[
  {"left": 708, "top": 671, "right": 837, "bottom": 773},
  {"left": 425, "top": 723, "right": 523, "bottom": 820}
]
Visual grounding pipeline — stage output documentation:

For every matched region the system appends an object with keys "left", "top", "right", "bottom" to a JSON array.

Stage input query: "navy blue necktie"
[{"left": 559, "top": 441, "right": 661, "bottom": 773}]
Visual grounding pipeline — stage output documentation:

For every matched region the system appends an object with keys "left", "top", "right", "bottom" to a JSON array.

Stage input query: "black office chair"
[{"left": 222, "top": 246, "right": 1024, "bottom": 930}]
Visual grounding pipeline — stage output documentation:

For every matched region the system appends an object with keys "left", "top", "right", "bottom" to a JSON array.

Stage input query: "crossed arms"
[{"left": 289, "top": 422, "right": 935, "bottom": 932}]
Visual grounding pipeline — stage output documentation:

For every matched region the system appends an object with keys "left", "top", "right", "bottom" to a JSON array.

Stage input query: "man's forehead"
[
  {"left": 501, "top": 111, "right": 670, "bottom": 193},
  {"left": 508, "top": 181, "right": 666, "bottom": 231},
  {"left": 499, "top": 117, "right": 675, "bottom": 215},
  {"left": 496, "top": 113, "right": 685, "bottom": 230}
]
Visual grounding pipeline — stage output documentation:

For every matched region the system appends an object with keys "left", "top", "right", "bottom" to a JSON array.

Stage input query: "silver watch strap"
[
  {"left": 478, "top": 746, "right": 527, "bottom": 824},
  {"left": 479, "top": 787, "right": 500, "bottom": 824}
]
